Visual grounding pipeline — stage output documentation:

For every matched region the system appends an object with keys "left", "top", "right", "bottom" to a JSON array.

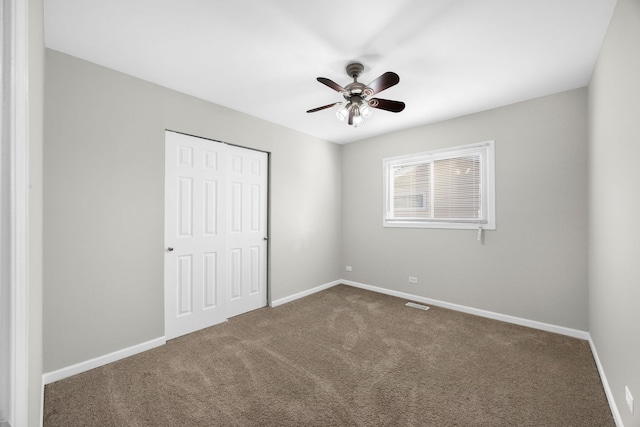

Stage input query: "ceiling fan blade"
[
  {"left": 348, "top": 108, "right": 354, "bottom": 125},
  {"left": 306, "top": 102, "right": 340, "bottom": 113},
  {"left": 369, "top": 98, "right": 406, "bottom": 113},
  {"left": 366, "top": 72, "right": 400, "bottom": 95},
  {"left": 317, "top": 77, "right": 348, "bottom": 94}
]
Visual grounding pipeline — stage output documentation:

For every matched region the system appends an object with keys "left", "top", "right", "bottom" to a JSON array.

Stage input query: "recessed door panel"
[
  {"left": 203, "top": 252, "right": 217, "bottom": 308},
  {"left": 203, "top": 180, "right": 217, "bottom": 236},
  {"left": 250, "top": 246, "right": 260, "bottom": 295},
  {"left": 177, "top": 255, "right": 193, "bottom": 316},
  {"left": 250, "top": 158, "right": 260, "bottom": 176},
  {"left": 204, "top": 150, "right": 217, "bottom": 170},
  {"left": 178, "top": 145, "right": 193, "bottom": 168},
  {"left": 177, "top": 177, "right": 193, "bottom": 238},
  {"left": 250, "top": 184, "right": 260, "bottom": 232},
  {"left": 230, "top": 248, "right": 242, "bottom": 300},
  {"left": 231, "top": 155, "right": 242, "bottom": 173},
  {"left": 230, "top": 182, "right": 242, "bottom": 233}
]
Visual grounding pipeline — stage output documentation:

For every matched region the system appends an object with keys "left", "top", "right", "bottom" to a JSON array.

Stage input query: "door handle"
[
  {"left": 263, "top": 237, "right": 268, "bottom": 241},
  {"left": 167, "top": 247, "right": 174, "bottom": 252}
]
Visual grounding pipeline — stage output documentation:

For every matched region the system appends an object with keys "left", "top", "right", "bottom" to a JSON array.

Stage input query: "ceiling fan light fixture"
[
  {"left": 352, "top": 107, "right": 364, "bottom": 127},
  {"left": 360, "top": 102, "right": 372, "bottom": 118},
  {"left": 336, "top": 103, "right": 349, "bottom": 121}
]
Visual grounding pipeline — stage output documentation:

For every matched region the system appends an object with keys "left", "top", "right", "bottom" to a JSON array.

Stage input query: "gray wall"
[
  {"left": 342, "top": 88, "right": 589, "bottom": 330},
  {"left": 589, "top": 0, "right": 640, "bottom": 425},
  {"left": 44, "top": 50, "right": 342, "bottom": 372}
]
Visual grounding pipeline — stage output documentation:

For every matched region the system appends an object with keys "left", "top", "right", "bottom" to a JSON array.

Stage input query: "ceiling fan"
[{"left": 306, "top": 62, "right": 406, "bottom": 127}]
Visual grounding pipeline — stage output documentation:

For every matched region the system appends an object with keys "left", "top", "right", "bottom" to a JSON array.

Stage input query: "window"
[{"left": 383, "top": 141, "right": 495, "bottom": 229}]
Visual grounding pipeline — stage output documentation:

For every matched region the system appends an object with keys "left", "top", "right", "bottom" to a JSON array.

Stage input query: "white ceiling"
[{"left": 44, "top": 0, "right": 616, "bottom": 144}]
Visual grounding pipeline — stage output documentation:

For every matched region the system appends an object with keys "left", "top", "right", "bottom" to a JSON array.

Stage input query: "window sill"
[{"left": 383, "top": 220, "right": 495, "bottom": 230}]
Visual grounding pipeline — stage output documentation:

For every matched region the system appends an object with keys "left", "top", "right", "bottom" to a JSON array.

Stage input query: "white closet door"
[
  {"left": 225, "top": 145, "right": 268, "bottom": 318},
  {"left": 165, "top": 132, "right": 267, "bottom": 340}
]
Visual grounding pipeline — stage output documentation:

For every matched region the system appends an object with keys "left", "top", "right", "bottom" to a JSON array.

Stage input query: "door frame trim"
[{"left": 1, "top": 0, "right": 29, "bottom": 425}]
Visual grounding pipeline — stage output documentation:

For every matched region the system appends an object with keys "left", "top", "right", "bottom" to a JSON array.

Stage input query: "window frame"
[{"left": 383, "top": 141, "right": 496, "bottom": 230}]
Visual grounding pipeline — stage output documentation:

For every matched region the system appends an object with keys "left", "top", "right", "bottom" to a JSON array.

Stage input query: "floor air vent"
[{"left": 405, "top": 302, "right": 430, "bottom": 311}]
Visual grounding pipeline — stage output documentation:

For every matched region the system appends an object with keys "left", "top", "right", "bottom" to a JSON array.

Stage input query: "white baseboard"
[
  {"left": 270, "top": 280, "right": 342, "bottom": 307},
  {"left": 588, "top": 336, "right": 624, "bottom": 427},
  {"left": 341, "top": 280, "right": 590, "bottom": 340},
  {"left": 42, "top": 336, "right": 166, "bottom": 385}
]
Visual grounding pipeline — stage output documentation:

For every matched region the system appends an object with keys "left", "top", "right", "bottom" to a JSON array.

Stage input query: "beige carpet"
[{"left": 44, "top": 285, "right": 614, "bottom": 426}]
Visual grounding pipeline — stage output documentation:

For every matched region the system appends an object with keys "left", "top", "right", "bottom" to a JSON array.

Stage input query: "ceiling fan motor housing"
[
  {"left": 344, "top": 63, "right": 373, "bottom": 96},
  {"left": 346, "top": 62, "right": 364, "bottom": 79}
]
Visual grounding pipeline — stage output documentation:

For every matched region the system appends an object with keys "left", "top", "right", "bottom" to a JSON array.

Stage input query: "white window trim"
[{"left": 383, "top": 141, "right": 496, "bottom": 230}]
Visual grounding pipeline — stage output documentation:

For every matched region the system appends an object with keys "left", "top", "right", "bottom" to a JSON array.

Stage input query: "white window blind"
[{"left": 383, "top": 141, "right": 495, "bottom": 229}]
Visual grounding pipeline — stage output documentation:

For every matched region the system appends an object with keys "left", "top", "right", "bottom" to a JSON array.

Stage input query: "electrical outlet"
[
  {"left": 626, "top": 386, "right": 634, "bottom": 414},
  {"left": 409, "top": 276, "right": 418, "bottom": 284},
  {"left": 345, "top": 265, "right": 352, "bottom": 272}
]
